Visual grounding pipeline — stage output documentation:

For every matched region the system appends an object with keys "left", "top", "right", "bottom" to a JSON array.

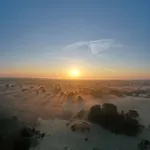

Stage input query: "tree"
[
  {"left": 76, "top": 95, "right": 84, "bottom": 102},
  {"left": 88, "top": 105, "right": 101, "bottom": 123},
  {"left": 102, "top": 103, "right": 117, "bottom": 114},
  {"left": 126, "top": 110, "right": 139, "bottom": 118},
  {"left": 87, "top": 103, "right": 141, "bottom": 136}
]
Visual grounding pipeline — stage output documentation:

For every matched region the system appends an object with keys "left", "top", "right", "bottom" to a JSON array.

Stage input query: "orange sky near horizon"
[{"left": 1, "top": 65, "right": 150, "bottom": 80}]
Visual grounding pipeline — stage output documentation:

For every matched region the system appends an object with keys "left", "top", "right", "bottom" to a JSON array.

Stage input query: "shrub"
[
  {"left": 126, "top": 110, "right": 139, "bottom": 118},
  {"left": 41, "top": 89, "right": 46, "bottom": 93},
  {"left": 80, "top": 87, "right": 93, "bottom": 94},
  {"left": 67, "top": 92, "right": 75, "bottom": 97},
  {"left": 30, "top": 86, "right": 34, "bottom": 89},
  {"left": 54, "top": 84, "right": 61, "bottom": 94},
  {"left": 91, "top": 89, "right": 103, "bottom": 98},
  {"left": 109, "top": 89, "right": 123, "bottom": 97},
  {"left": 76, "top": 95, "right": 84, "bottom": 102},
  {"left": 36, "top": 90, "right": 39, "bottom": 94},
  {"left": 60, "top": 92, "right": 65, "bottom": 97},
  {"left": 138, "top": 140, "right": 150, "bottom": 150},
  {"left": 22, "top": 88, "right": 28, "bottom": 92},
  {"left": 6, "top": 84, "right": 9, "bottom": 88},
  {"left": 74, "top": 110, "right": 85, "bottom": 119},
  {"left": 39, "top": 86, "right": 45, "bottom": 90}
]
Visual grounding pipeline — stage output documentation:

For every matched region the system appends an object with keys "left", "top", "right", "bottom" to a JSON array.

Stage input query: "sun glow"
[{"left": 71, "top": 69, "right": 80, "bottom": 77}]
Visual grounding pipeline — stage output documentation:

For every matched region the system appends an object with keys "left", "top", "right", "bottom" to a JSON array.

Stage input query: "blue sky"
[{"left": 0, "top": 0, "right": 150, "bottom": 79}]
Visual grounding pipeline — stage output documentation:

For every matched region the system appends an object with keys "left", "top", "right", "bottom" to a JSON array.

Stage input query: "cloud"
[
  {"left": 64, "top": 41, "right": 88, "bottom": 51},
  {"left": 63, "top": 39, "right": 122, "bottom": 55},
  {"left": 89, "top": 39, "right": 115, "bottom": 54},
  {"left": 104, "top": 68, "right": 116, "bottom": 72}
]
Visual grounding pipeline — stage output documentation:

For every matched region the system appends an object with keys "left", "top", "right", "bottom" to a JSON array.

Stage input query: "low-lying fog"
[{"left": 0, "top": 78, "right": 150, "bottom": 150}]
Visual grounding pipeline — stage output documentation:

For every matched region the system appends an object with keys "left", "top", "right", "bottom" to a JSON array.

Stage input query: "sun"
[{"left": 71, "top": 69, "right": 80, "bottom": 77}]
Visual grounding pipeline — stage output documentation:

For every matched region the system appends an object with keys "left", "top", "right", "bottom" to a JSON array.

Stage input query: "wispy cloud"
[
  {"left": 89, "top": 39, "right": 115, "bottom": 54},
  {"left": 104, "top": 68, "right": 116, "bottom": 72},
  {"left": 63, "top": 39, "right": 123, "bottom": 55},
  {"left": 64, "top": 41, "right": 88, "bottom": 51}
]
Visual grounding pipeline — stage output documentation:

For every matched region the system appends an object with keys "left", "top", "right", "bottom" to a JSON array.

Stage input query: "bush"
[
  {"left": 6, "top": 84, "right": 9, "bottom": 88},
  {"left": 88, "top": 103, "right": 142, "bottom": 136},
  {"left": 109, "top": 89, "right": 123, "bottom": 97},
  {"left": 126, "top": 110, "right": 139, "bottom": 118},
  {"left": 76, "top": 95, "right": 84, "bottom": 102},
  {"left": 39, "top": 86, "right": 45, "bottom": 90},
  {"left": 74, "top": 110, "right": 85, "bottom": 119},
  {"left": 91, "top": 89, "right": 103, "bottom": 98},
  {"left": 138, "top": 140, "right": 150, "bottom": 150},
  {"left": 30, "top": 86, "right": 34, "bottom": 89},
  {"left": 54, "top": 84, "right": 61, "bottom": 94},
  {"left": 67, "top": 92, "right": 75, "bottom": 97},
  {"left": 41, "top": 89, "right": 46, "bottom": 93},
  {"left": 22, "top": 88, "right": 28, "bottom": 92},
  {"left": 80, "top": 87, "right": 93, "bottom": 94},
  {"left": 36, "top": 90, "right": 39, "bottom": 95},
  {"left": 60, "top": 92, "right": 65, "bottom": 97}
]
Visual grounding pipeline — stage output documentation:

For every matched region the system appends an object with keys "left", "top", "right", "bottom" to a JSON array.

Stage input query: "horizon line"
[{"left": 0, "top": 76, "right": 150, "bottom": 81}]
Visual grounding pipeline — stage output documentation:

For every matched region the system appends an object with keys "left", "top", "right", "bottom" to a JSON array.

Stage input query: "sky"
[{"left": 0, "top": 0, "right": 150, "bottom": 79}]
